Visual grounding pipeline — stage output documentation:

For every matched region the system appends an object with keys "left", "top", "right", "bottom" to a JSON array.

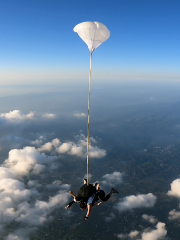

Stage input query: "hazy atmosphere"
[
  {"left": 0, "top": 0, "right": 180, "bottom": 84},
  {"left": 0, "top": 0, "right": 180, "bottom": 240}
]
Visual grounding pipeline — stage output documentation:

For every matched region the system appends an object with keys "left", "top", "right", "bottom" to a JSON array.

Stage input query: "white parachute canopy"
[{"left": 73, "top": 22, "right": 110, "bottom": 53}]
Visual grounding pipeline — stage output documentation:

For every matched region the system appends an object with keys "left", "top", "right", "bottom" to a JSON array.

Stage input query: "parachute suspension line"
[{"left": 87, "top": 52, "right": 92, "bottom": 186}]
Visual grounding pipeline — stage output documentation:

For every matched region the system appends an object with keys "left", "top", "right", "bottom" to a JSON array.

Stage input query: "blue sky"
[{"left": 0, "top": 0, "right": 180, "bottom": 85}]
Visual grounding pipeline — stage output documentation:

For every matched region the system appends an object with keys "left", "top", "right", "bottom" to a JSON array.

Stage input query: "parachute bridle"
[{"left": 87, "top": 52, "right": 92, "bottom": 186}]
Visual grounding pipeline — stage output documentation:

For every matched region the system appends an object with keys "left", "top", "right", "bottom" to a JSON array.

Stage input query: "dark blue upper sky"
[{"left": 0, "top": 0, "right": 180, "bottom": 85}]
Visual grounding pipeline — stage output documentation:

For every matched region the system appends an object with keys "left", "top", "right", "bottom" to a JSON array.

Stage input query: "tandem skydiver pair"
[{"left": 65, "top": 179, "right": 119, "bottom": 220}]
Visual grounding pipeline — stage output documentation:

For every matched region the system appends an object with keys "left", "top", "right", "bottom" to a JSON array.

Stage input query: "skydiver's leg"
[
  {"left": 85, "top": 204, "right": 92, "bottom": 220},
  {"left": 98, "top": 190, "right": 111, "bottom": 201},
  {"left": 98, "top": 188, "right": 119, "bottom": 202}
]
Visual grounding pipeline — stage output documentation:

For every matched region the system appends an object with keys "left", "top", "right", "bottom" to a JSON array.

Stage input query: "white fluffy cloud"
[
  {"left": 35, "top": 135, "right": 105, "bottom": 159},
  {"left": 70, "top": 145, "right": 84, "bottom": 157},
  {"left": 0, "top": 146, "right": 70, "bottom": 239},
  {"left": 169, "top": 209, "right": 180, "bottom": 221},
  {"left": 42, "top": 113, "right": 56, "bottom": 119},
  {"left": 115, "top": 193, "right": 157, "bottom": 212},
  {"left": 141, "top": 222, "right": 167, "bottom": 240},
  {"left": 142, "top": 214, "right": 158, "bottom": 224},
  {"left": 15, "top": 191, "right": 70, "bottom": 226},
  {"left": 31, "top": 135, "right": 45, "bottom": 147},
  {"left": 3, "top": 188, "right": 70, "bottom": 240},
  {"left": 102, "top": 171, "right": 124, "bottom": 186},
  {"left": 58, "top": 142, "right": 72, "bottom": 154},
  {"left": 117, "top": 223, "right": 167, "bottom": 240},
  {"left": 167, "top": 178, "right": 180, "bottom": 198},
  {"left": 38, "top": 138, "right": 61, "bottom": 153},
  {"left": 117, "top": 230, "right": 140, "bottom": 239},
  {"left": 89, "top": 145, "right": 106, "bottom": 158},
  {"left": 3, "top": 146, "right": 56, "bottom": 176},
  {"left": 74, "top": 113, "right": 86, "bottom": 118},
  {"left": 0, "top": 110, "right": 34, "bottom": 121},
  {"left": 128, "top": 230, "right": 140, "bottom": 238},
  {"left": 56, "top": 134, "right": 106, "bottom": 159}
]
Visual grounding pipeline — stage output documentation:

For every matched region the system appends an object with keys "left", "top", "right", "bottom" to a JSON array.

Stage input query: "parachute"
[
  {"left": 73, "top": 22, "right": 110, "bottom": 53},
  {"left": 73, "top": 22, "right": 110, "bottom": 185}
]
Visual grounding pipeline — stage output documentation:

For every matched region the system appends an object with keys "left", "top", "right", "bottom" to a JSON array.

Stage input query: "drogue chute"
[{"left": 73, "top": 22, "right": 110, "bottom": 53}]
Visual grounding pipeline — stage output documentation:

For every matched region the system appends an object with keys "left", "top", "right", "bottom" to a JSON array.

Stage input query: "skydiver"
[
  {"left": 84, "top": 183, "right": 119, "bottom": 220},
  {"left": 65, "top": 179, "right": 119, "bottom": 220}
]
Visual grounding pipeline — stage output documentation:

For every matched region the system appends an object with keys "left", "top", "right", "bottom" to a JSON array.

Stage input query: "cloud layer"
[
  {"left": 0, "top": 131, "right": 106, "bottom": 238},
  {"left": 0, "top": 108, "right": 171, "bottom": 239}
]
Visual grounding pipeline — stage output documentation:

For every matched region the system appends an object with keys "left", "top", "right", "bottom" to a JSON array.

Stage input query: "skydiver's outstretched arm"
[
  {"left": 69, "top": 191, "right": 76, "bottom": 199},
  {"left": 65, "top": 200, "right": 76, "bottom": 209},
  {"left": 65, "top": 191, "right": 78, "bottom": 209}
]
